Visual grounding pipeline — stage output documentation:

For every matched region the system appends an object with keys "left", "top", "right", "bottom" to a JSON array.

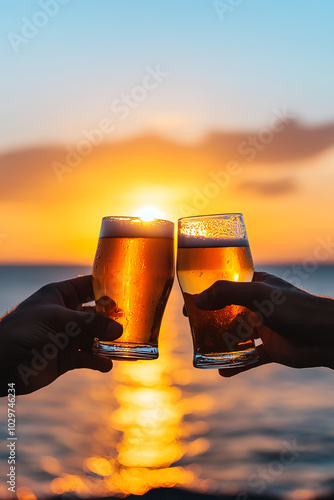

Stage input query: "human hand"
[
  {"left": 0, "top": 275, "right": 122, "bottom": 395},
  {"left": 194, "top": 272, "right": 334, "bottom": 377}
]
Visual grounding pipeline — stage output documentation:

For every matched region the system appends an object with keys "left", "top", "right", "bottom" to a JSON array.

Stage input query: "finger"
[
  {"left": 253, "top": 271, "right": 295, "bottom": 289},
  {"left": 218, "top": 344, "right": 271, "bottom": 377},
  {"left": 36, "top": 275, "right": 95, "bottom": 309},
  {"left": 55, "top": 306, "right": 123, "bottom": 351},
  {"left": 54, "top": 275, "right": 95, "bottom": 309},
  {"left": 75, "top": 351, "right": 113, "bottom": 372},
  {"left": 195, "top": 280, "right": 268, "bottom": 311}
]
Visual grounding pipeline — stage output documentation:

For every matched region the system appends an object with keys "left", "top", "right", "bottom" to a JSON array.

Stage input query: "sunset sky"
[{"left": 1, "top": 0, "right": 334, "bottom": 264}]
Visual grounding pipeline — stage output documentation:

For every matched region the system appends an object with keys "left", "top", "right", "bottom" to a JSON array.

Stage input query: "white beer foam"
[
  {"left": 178, "top": 235, "right": 248, "bottom": 247},
  {"left": 100, "top": 217, "right": 174, "bottom": 238}
]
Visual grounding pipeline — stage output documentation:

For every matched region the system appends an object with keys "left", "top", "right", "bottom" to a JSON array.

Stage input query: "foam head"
[
  {"left": 178, "top": 213, "right": 249, "bottom": 247},
  {"left": 100, "top": 216, "right": 174, "bottom": 238}
]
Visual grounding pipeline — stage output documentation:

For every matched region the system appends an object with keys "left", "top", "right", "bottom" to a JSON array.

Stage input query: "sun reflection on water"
[
  {"left": 110, "top": 361, "right": 185, "bottom": 472},
  {"left": 50, "top": 302, "right": 211, "bottom": 497}
]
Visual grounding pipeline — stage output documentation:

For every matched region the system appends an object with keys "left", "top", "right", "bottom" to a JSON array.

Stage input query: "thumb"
[{"left": 195, "top": 280, "right": 268, "bottom": 311}]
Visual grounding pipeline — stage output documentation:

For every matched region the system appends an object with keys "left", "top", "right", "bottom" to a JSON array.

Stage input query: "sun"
[{"left": 134, "top": 206, "right": 165, "bottom": 222}]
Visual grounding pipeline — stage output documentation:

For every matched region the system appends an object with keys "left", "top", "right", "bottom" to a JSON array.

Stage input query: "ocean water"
[{"left": 1, "top": 265, "right": 334, "bottom": 500}]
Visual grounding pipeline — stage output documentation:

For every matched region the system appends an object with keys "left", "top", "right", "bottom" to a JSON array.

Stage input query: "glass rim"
[
  {"left": 177, "top": 212, "right": 248, "bottom": 245},
  {"left": 178, "top": 213, "right": 243, "bottom": 222},
  {"left": 99, "top": 216, "right": 174, "bottom": 238},
  {"left": 102, "top": 216, "right": 174, "bottom": 226}
]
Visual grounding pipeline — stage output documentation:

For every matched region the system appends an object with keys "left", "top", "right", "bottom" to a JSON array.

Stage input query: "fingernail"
[{"left": 107, "top": 320, "right": 123, "bottom": 339}]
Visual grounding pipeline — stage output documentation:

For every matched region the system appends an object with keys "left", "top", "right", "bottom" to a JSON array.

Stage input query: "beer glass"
[
  {"left": 177, "top": 213, "right": 258, "bottom": 369},
  {"left": 92, "top": 216, "right": 174, "bottom": 359}
]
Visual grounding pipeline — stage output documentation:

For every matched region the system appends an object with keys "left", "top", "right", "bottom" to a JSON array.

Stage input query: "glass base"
[
  {"left": 93, "top": 341, "right": 159, "bottom": 360},
  {"left": 193, "top": 348, "right": 259, "bottom": 369}
]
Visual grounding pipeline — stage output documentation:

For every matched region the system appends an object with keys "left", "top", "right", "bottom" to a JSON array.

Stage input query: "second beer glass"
[
  {"left": 177, "top": 213, "right": 258, "bottom": 369},
  {"left": 92, "top": 216, "right": 174, "bottom": 360}
]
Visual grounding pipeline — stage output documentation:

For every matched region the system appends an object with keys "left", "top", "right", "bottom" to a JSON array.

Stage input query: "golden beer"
[
  {"left": 177, "top": 214, "right": 258, "bottom": 369},
  {"left": 93, "top": 217, "right": 174, "bottom": 359}
]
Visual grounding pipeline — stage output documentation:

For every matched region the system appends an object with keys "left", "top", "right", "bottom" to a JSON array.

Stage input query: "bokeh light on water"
[
  {"left": 45, "top": 287, "right": 212, "bottom": 498},
  {"left": 2, "top": 267, "right": 334, "bottom": 499}
]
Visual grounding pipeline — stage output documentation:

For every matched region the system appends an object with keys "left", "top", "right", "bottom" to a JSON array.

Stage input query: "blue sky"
[{"left": 1, "top": 0, "right": 334, "bottom": 150}]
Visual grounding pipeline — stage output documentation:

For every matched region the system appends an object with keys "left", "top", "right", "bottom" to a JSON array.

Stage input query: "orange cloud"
[{"left": 1, "top": 124, "right": 334, "bottom": 264}]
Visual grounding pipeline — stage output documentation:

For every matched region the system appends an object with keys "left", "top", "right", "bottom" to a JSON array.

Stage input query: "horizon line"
[{"left": 1, "top": 261, "right": 334, "bottom": 267}]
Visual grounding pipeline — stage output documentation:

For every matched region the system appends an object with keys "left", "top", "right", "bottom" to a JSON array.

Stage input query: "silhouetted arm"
[
  {"left": 0, "top": 275, "right": 122, "bottom": 395},
  {"left": 195, "top": 272, "right": 334, "bottom": 377}
]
